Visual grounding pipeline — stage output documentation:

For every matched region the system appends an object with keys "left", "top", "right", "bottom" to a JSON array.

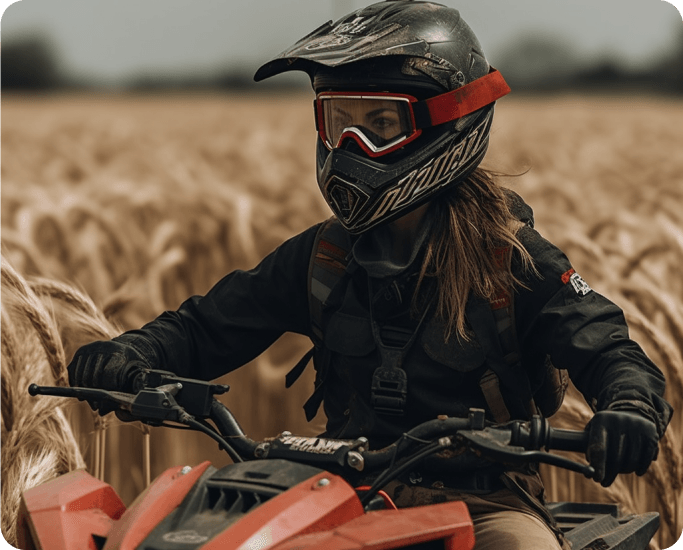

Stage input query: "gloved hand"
[
  {"left": 67, "top": 339, "right": 150, "bottom": 393},
  {"left": 586, "top": 410, "right": 659, "bottom": 487}
]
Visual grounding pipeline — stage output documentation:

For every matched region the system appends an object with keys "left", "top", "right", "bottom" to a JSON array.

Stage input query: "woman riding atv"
[{"left": 68, "top": 2, "right": 673, "bottom": 549}]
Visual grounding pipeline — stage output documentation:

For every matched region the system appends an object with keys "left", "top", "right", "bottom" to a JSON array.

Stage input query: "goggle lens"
[{"left": 320, "top": 95, "right": 415, "bottom": 154}]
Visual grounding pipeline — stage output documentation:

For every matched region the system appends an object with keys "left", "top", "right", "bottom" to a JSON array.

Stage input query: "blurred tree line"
[
  {"left": 2, "top": 29, "right": 683, "bottom": 94},
  {"left": 1, "top": 35, "right": 63, "bottom": 90},
  {"left": 494, "top": 29, "right": 683, "bottom": 94}
]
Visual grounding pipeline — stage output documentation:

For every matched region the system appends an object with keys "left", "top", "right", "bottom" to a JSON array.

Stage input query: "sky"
[{"left": 1, "top": 0, "right": 683, "bottom": 86}]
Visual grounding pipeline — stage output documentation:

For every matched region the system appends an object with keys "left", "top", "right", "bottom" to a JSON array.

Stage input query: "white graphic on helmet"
[
  {"left": 305, "top": 35, "right": 354, "bottom": 50},
  {"left": 304, "top": 15, "right": 395, "bottom": 52},
  {"left": 331, "top": 17, "right": 368, "bottom": 35},
  {"left": 367, "top": 112, "right": 492, "bottom": 225}
]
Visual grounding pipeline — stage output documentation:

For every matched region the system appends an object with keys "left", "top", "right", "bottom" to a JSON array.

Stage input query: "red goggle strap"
[{"left": 413, "top": 68, "right": 511, "bottom": 129}]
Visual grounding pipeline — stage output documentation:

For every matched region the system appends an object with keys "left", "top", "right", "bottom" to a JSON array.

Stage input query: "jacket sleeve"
[
  {"left": 115, "top": 223, "right": 322, "bottom": 381},
  {"left": 513, "top": 226, "right": 673, "bottom": 437}
]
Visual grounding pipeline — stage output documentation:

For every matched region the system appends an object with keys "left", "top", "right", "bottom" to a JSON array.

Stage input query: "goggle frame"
[
  {"left": 315, "top": 91, "right": 423, "bottom": 158},
  {"left": 314, "top": 68, "right": 511, "bottom": 159}
]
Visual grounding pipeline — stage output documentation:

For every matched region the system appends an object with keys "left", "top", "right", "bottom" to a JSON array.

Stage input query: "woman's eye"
[
  {"left": 373, "top": 117, "right": 395, "bottom": 129},
  {"left": 370, "top": 115, "right": 401, "bottom": 137}
]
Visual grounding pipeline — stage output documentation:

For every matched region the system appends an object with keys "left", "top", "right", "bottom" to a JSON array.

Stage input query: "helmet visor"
[{"left": 317, "top": 93, "right": 419, "bottom": 157}]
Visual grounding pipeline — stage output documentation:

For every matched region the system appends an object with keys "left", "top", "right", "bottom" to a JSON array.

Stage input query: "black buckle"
[{"left": 371, "top": 366, "right": 407, "bottom": 416}]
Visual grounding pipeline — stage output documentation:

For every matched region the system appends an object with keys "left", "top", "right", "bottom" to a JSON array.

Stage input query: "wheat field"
[{"left": 1, "top": 92, "right": 682, "bottom": 549}]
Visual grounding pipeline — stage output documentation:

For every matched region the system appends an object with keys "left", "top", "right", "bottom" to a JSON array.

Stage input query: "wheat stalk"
[
  {"left": 1, "top": 257, "right": 68, "bottom": 386},
  {"left": 1, "top": 256, "right": 87, "bottom": 545}
]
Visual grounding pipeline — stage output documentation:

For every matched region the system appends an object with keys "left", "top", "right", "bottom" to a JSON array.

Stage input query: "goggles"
[{"left": 315, "top": 68, "right": 510, "bottom": 158}]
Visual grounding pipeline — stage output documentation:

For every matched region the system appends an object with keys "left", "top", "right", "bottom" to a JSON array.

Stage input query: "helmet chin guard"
[{"left": 319, "top": 108, "right": 494, "bottom": 233}]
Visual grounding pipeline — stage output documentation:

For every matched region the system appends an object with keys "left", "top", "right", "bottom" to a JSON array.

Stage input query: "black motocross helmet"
[{"left": 255, "top": 0, "right": 510, "bottom": 234}]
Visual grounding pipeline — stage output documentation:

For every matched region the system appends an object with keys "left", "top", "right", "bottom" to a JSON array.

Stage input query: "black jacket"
[{"left": 121, "top": 217, "right": 672, "bottom": 446}]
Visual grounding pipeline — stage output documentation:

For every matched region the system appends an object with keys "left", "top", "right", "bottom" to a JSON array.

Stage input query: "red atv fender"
[
  {"left": 17, "top": 461, "right": 475, "bottom": 550},
  {"left": 17, "top": 462, "right": 212, "bottom": 550}
]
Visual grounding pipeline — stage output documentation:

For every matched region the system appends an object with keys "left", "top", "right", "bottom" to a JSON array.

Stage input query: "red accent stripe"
[
  {"left": 492, "top": 246, "right": 509, "bottom": 269},
  {"left": 315, "top": 254, "right": 346, "bottom": 276},
  {"left": 561, "top": 268, "right": 576, "bottom": 284},
  {"left": 490, "top": 292, "right": 511, "bottom": 310},
  {"left": 423, "top": 68, "right": 511, "bottom": 127},
  {"left": 318, "top": 239, "right": 347, "bottom": 262}
]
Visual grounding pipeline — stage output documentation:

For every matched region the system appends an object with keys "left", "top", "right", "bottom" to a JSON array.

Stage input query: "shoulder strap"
[
  {"left": 285, "top": 218, "right": 354, "bottom": 421},
  {"left": 308, "top": 217, "right": 354, "bottom": 345},
  {"left": 470, "top": 291, "right": 535, "bottom": 423},
  {"left": 476, "top": 218, "right": 568, "bottom": 421},
  {"left": 474, "top": 246, "right": 536, "bottom": 422}
]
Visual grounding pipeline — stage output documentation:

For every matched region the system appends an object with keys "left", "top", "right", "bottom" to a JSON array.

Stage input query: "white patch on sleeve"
[{"left": 570, "top": 272, "right": 592, "bottom": 296}]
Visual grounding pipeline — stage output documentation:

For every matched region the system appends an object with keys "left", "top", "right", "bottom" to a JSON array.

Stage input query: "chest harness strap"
[{"left": 368, "top": 278, "right": 433, "bottom": 416}]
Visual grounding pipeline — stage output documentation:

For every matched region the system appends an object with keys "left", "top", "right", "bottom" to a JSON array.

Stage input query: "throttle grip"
[
  {"left": 546, "top": 427, "right": 590, "bottom": 453},
  {"left": 511, "top": 416, "right": 589, "bottom": 454}
]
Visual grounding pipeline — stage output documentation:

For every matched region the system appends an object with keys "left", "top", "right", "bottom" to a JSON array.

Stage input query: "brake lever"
[
  {"left": 28, "top": 383, "right": 188, "bottom": 426},
  {"left": 457, "top": 428, "right": 595, "bottom": 478},
  {"left": 28, "top": 384, "right": 134, "bottom": 407}
]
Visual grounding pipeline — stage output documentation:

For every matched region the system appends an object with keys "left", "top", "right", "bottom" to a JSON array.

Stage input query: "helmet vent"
[
  {"left": 330, "top": 184, "right": 357, "bottom": 220},
  {"left": 375, "top": 3, "right": 411, "bottom": 21},
  {"left": 326, "top": 178, "right": 370, "bottom": 225}
]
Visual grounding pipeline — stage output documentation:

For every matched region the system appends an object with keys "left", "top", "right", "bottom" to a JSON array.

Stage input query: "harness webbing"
[
  {"left": 286, "top": 218, "right": 354, "bottom": 420},
  {"left": 479, "top": 369, "right": 512, "bottom": 423},
  {"left": 309, "top": 219, "right": 353, "bottom": 344},
  {"left": 287, "top": 215, "right": 562, "bottom": 424}
]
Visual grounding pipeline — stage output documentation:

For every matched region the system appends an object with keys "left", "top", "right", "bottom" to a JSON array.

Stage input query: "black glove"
[
  {"left": 67, "top": 339, "right": 150, "bottom": 392},
  {"left": 586, "top": 410, "right": 659, "bottom": 487}
]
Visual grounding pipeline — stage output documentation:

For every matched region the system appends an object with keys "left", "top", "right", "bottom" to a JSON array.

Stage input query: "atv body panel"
[
  {"left": 17, "top": 469, "right": 126, "bottom": 550},
  {"left": 18, "top": 457, "right": 659, "bottom": 550}
]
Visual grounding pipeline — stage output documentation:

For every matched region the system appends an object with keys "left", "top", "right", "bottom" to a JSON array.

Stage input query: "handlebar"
[{"left": 28, "top": 369, "right": 595, "bottom": 495}]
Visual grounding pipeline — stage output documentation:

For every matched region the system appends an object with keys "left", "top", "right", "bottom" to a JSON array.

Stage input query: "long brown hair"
[{"left": 414, "top": 167, "right": 537, "bottom": 341}]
